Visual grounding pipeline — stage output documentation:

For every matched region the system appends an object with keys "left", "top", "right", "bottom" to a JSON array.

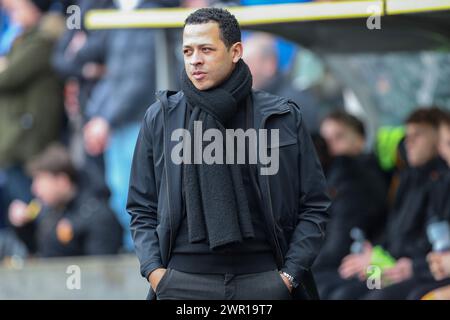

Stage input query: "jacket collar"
[{"left": 155, "top": 89, "right": 291, "bottom": 126}]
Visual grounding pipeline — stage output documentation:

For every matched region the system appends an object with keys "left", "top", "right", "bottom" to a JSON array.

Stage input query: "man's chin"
[{"left": 193, "top": 82, "right": 213, "bottom": 91}]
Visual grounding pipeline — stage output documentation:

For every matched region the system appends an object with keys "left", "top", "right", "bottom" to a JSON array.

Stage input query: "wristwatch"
[{"left": 280, "top": 271, "right": 298, "bottom": 288}]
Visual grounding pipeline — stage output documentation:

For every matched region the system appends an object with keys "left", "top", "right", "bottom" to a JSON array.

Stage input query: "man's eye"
[
  {"left": 183, "top": 49, "right": 191, "bottom": 55},
  {"left": 202, "top": 48, "right": 211, "bottom": 52}
]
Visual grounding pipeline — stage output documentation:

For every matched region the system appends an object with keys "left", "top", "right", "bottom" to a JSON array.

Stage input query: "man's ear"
[{"left": 231, "top": 42, "right": 243, "bottom": 63}]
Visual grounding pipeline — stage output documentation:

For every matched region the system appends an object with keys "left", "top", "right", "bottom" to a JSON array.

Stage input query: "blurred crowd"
[
  {"left": 0, "top": 0, "right": 450, "bottom": 300},
  {"left": 313, "top": 108, "right": 450, "bottom": 299}
]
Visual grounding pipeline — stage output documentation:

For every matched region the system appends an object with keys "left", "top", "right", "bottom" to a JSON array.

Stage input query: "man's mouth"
[{"left": 192, "top": 71, "right": 207, "bottom": 81}]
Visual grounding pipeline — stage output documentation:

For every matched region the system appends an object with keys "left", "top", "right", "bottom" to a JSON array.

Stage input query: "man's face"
[
  {"left": 31, "top": 172, "right": 71, "bottom": 207},
  {"left": 243, "top": 35, "right": 277, "bottom": 90},
  {"left": 8, "top": 0, "right": 40, "bottom": 29},
  {"left": 183, "top": 22, "right": 242, "bottom": 91},
  {"left": 438, "top": 124, "right": 450, "bottom": 167},
  {"left": 405, "top": 123, "right": 438, "bottom": 167},
  {"left": 320, "top": 119, "right": 365, "bottom": 157}
]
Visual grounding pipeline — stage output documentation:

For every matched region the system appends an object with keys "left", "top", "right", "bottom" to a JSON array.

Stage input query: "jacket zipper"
[
  {"left": 158, "top": 95, "right": 174, "bottom": 261},
  {"left": 257, "top": 107, "right": 290, "bottom": 267}
]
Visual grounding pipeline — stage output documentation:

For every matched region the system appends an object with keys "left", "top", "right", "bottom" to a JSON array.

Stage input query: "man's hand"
[
  {"left": 148, "top": 268, "right": 167, "bottom": 292},
  {"left": 82, "top": 63, "right": 106, "bottom": 80},
  {"left": 8, "top": 200, "right": 31, "bottom": 227},
  {"left": 280, "top": 273, "right": 293, "bottom": 293},
  {"left": 422, "top": 284, "right": 450, "bottom": 300},
  {"left": 83, "top": 117, "right": 110, "bottom": 156},
  {"left": 339, "top": 241, "right": 373, "bottom": 280},
  {"left": 66, "top": 31, "right": 87, "bottom": 57},
  {"left": 383, "top": 257, "right": 413, "bottom": 284},
  {"left": 427, "top": 252, "right": 450, "bottom": 281}
]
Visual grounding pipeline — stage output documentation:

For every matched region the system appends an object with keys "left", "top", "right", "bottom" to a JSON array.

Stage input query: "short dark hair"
[
  {"left": 323, "top": 110, "right": 366, "bottom": 138},
  {"left": 405, "top": 107, "right": 446, "bottom": 129},
  {"left": 439, "top": 110, "right": 450, "bottom": 128},
  {"left": 26, "top": 143, "right": 78, "bottom": 183},
  {"left": 184, "top": 8, "right": 241, "bottom": 49}
]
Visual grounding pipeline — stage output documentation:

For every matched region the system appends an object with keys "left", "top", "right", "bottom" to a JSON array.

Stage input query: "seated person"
[
  {"left": 313, "top": 111, "right": 387, "bottom": 299},
  {"left": 412, "top": 110, "right": 450, "bottom": 299},
  {"left": 8, "top": 143, "right": 123, "bottom": 257},
  {"left": 332, "top": 108, "right": 448, "bottom": 299}
]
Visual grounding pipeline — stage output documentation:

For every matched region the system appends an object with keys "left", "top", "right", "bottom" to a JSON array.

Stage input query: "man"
[
  {"left": 0, "top": 0, "right": 23, "bottom": 56},
  {"left": 8, "top": 144, "right": 122, "bottom": 257},
  {"left": 408, "top": 110, "right": 450, "bottom": 299},
  {"left": 243, "top": 32, "right": 320, "bottom": 133},
  {"left": 313, "top": 111, "right": 387, "bottom": 299},
  {"left": 51, "top": 0, "right": 111, "bottom": 200},
  {"left": 83, "top": 0, "right": 179, "bottom": 251},
  {"left": 426, "top": 111, "right": 450, "bottom": 282},
  {"left": 0, "top": 0, "right": 64, "bottom": 227},
  {"left": 127, "top": 8, "right": 330, "bottom": 300},
  {"left": 331, "top": 108, "right": 447, "bottom": 299},
  {"left": 320, "top": 111, "right": 366, "bottom": 158}
]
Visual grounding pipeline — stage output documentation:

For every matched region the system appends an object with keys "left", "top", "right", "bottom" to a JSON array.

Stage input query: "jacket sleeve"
[
  {"left": 92, "top": 30, "right": 156, "bottom": 128},
  {"left": 51, "top": 30, "right": 84, "bottom": 80},
  {"left": 281, "top": 102, "right": 331, "bottom": 285},
  {"left": 126, "top": 106, "right": 163, "bottom": 280},
  {"left": 0, "top": 35, "right": 53, "bottom": 91}
]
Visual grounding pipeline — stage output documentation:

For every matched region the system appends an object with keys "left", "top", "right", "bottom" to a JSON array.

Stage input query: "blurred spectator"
[
  {"left": 0, "top": 228, "right": 28, "bottom": 263},
  {"left": 8, "top": 144, "right": 122, "bottom": 257},
  {"left": 52, "top": 0, "right": 110, "bottom": 112},
  {"left": 243, "top": 32, "right": 320, "bottom": 132},
  {"left": 0, "top": 0, "right": 64, "bottom": 228},
  {"left": 333, "top": 107, "right": 447, "bottom": 299},
  {"left": 311, "top": 133, "right": 332, "bottom": 174},
  {"left": 409, "top": 111, "right": 450, "bottom": 299},
  {"left": 240, "top": 0, "right": 308, "bottom": 72},
  {"left": 0, "top": 0, "right": 23, "bottom": 56},
  {"left": 313, "top": 111, "right": 387, "bottom": 299},
  {"left": 82, "top": 0, "right": 162, "bottom": 251},
  {"left": 52, "top": 0, "right": 111, "bottom": 198},
  {"left": 425, "top": 112, "right": 450, "bottom": 282}
]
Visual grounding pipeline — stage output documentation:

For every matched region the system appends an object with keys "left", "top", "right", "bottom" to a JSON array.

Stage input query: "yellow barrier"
[
  {"left": 85, "top": 1, "right": 384, "bottom": 29},
  {"left": 386, "top": 0, "right": 450, "bottom": 15}
]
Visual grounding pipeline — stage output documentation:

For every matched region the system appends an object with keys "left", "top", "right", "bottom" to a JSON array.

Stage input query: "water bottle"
[
  {"left": 350, "top": 227, "right": 366, "bottom": 254},
  {"left": 426, "top": 220, "right": 450, "bottom": 252}
]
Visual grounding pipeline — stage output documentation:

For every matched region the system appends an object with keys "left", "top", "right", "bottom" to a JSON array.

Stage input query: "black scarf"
[{"left": 181, "top": 59, "right": 255, "bottom": 251}]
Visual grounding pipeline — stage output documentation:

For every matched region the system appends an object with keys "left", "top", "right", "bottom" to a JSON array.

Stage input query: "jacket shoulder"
[
  {"left": 143, "top": 90, "right": 185, "bottom": 124},
  {"left": 252, "top": 89, "right": 303, "bottom": 124},
  {"left": 252, "top": 89, "right": 289, "bottom": 106}
]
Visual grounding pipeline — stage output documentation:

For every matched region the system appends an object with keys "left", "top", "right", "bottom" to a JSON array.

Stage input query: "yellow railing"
[{"left": 85, "top": 0, "right": 450, "bottom": 30}]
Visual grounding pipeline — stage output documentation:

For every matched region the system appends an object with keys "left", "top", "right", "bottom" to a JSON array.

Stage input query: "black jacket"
[
  {"left": 37, "top": 192, "right": 122, "bottom": 257},
  {"left": 262, "top": 72, "right": 320, "bottom": 133},
  {"left": 127, "top": 90, "right": 330, "bottom": 300},
  {"left": 313, "top": 154, "right": 388, "bottom": 271},
  {"left": 413, "top": 167, "right": 450, "bottom": 279},
  {"left": 427, "top": 168, "right": 450, "bottom": 223},
  {"left": 383, "top": 158, "right": 447, "bottom": 262}
]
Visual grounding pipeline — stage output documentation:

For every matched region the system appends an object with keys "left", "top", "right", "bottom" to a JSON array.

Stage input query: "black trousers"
[{"left": 155, "top": 268, "right": 293, "bottom": 300}]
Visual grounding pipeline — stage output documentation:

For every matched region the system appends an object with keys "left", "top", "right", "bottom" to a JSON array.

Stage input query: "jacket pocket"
[{"left": 155, "top": 268, "right": 172, "bottom": 294}]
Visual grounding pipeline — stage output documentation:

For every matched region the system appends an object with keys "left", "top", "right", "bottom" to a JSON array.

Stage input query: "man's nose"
[{"left": 190, "top": 51, "right": 203, "bottom": 66}]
